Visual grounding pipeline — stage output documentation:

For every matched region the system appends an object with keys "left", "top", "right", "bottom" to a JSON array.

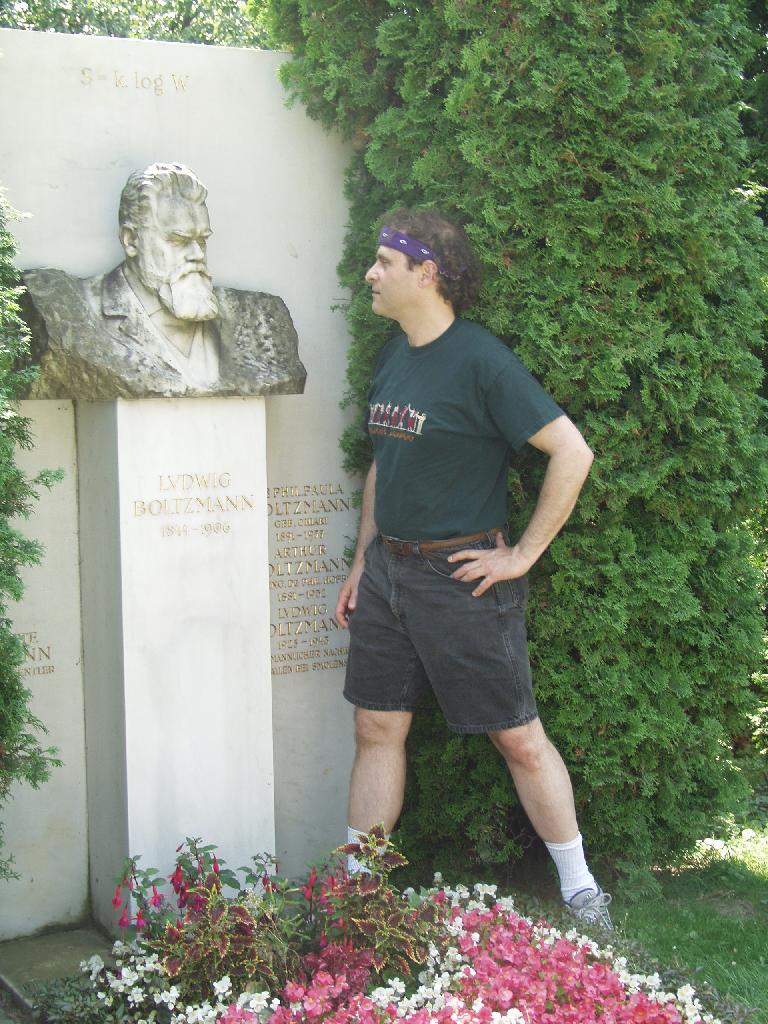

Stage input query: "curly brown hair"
[{"left": 381, "top": 208, "right": 481, "bottom": 315}]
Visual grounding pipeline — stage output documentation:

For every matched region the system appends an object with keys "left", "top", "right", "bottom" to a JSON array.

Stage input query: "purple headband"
[{"left": 378, "top": 227, "right": 463, "bottom": 280}]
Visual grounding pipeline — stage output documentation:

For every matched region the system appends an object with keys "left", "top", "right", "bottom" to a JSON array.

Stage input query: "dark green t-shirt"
[{"left": 367, "top": 318, "right": 563, "bottom": 540}]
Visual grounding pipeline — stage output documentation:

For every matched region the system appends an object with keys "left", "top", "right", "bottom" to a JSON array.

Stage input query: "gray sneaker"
[{"left": 567, "top": 886, "right": 613, "bottom": 930}]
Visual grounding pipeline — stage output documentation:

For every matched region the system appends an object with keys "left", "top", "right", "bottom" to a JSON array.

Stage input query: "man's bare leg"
[
  {"left": 488, "top": 717, "right": 578, "bottom": 843},
  {"left": 348, "top": 708, "right": 413, "bottom": 833},
  {"left": 489, "top": 717, "right": 611, "bottom": 923}
]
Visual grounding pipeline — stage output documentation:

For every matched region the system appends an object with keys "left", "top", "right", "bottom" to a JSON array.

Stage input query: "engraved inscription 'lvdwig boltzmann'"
[{"left": 22, "top": 162, "right": 306, "bottom": 399}]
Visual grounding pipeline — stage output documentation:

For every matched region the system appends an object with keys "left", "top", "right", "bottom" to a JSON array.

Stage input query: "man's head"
[
  {"left": 365, "top": 208, "right": 481, "bottom": 320},
  {"left": 118, "top": 163, "right": 218, "bottom": 322}
]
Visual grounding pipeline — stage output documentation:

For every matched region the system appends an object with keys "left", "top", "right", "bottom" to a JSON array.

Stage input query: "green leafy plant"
[
  {"left": 0, "top": 192, "right": 61, "bottom": 880},
  {"left": 266, "top": 0, "right": 768, "bottom": 880},
  {"left": 113, "top": 837, "right": 302, "bottom": 998},
  {"left": 310, "top": 825, "right": 445, "bottom": 981},
  {"left": 0, "top": 0, "right": 273, "bottom": 47},
  {"left": 153, "top": 885, "right": 299, "bottom": 1001}
]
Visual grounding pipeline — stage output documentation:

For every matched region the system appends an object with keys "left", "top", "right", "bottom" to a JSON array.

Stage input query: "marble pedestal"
[{"left": 76, "top": 398, "right": 274, "bottom": 929}]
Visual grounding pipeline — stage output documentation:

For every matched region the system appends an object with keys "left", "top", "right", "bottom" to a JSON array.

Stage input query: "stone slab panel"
[
  {"left": 0, "top": 401, "right": 87, "bottom": 940},
  {"left": 0, "top": 27, "right": 359, "bottom": 891},
  {"left": 79, "top": 398, "right": 274, "bottom": 929}
]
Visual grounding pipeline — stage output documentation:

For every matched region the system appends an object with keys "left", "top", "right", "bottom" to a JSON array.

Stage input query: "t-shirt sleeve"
[{"left": 485, "top": 354, "right": 564, "bottom": 451}]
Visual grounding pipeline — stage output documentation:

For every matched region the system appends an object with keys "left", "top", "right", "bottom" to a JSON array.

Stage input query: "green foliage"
[
  {"left": 26, "top": 975, "right": 106, "bottom": 1024},
  {"left": 742, "top": 1, "right": 768, "bottom": 223},
  {"left": 114, "top": 838, "right": 301, "bottom": 996},
  {"left": 43, "top": 832, "right": 444, "bottom": 1021},
  {"left": 156, "top": 887, "right": 299, "bottom": 1000},
  {"left": 0, "top": 193, "right": 61, "bottom": 880},
  {"left": 270, "top": 1, "right": 768, "bottom": 878},
  {"left": 617, "top": 827, "right": 768, "bottom": 1023},
  {"left": 0, "top": 0, "right": 273, "bottom": 47},
  {"left": 322, "top": 825, "right": 443, "bottom": 979}
]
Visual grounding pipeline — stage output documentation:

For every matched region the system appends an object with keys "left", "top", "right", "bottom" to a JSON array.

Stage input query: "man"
[
  {"left": 23, "top": 162, "right": 305, "bottom": 400},
  {"left": 335, "top": 209, "right": 612, "bottom": 928}
]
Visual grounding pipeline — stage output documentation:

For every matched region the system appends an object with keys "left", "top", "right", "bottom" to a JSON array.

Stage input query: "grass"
[{"left": 616, "top": 826, "right": 768, "bottom": 1023}]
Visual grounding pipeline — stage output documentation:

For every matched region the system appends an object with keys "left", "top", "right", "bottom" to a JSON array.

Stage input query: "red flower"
[
  {"left": 111, "top": 885, "right": 122, "bottom": 909},
  {"left": 135, "top": 910, "right": 147, "bottom": 930},
  {"left": 118, "top": 907, "right": 131, "bottom": 929},
  {"left": 150, "top": 885, "right": 163, "bottom": 908},
  {"left": 213, "top": 854, "right": 220, "bottom": 874},
  {"left": 302, "top": 865, "right": 318, "bottom": 902}
]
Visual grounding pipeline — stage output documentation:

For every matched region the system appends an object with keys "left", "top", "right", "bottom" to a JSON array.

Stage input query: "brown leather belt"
[{"left": 380, "top": 528, "right": 502, "bottom": 558}]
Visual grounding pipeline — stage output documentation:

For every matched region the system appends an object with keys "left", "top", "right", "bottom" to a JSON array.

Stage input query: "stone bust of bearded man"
[{"left": 22, "top": 162, "right": 305, "bottom": 399}]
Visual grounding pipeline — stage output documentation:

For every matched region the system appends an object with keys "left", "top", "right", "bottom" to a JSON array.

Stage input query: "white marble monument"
[{"left": 0, "top": 28, "right": 358, "bottom": 939}]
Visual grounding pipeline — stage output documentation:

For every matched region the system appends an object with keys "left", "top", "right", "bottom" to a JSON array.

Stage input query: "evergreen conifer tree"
[
  {"left": 270, "top": 1, "right": 768, "bottom": 878},
  {"left": 0, "top": 194, "right": 60, "bottom": 879}
]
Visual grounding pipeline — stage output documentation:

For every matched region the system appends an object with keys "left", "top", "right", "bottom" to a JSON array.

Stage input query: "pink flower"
[
  {"left": 220, "top": 1006, "right": 260, "bottom": 1023},
  {"left": 134, "top": 910, "right": 147, "bottom": 930},
  {"left": 283, "top": 981, "right": 305, "bottom": 1002},
  {"left": 111, "top": 885, "right": 122, "bottom": 909},
  {"left": 150, "top": 885, "right": 163, "bottom": 908},
  {"left": 117, "top": 907, "right": 131, "bottom": 929}
]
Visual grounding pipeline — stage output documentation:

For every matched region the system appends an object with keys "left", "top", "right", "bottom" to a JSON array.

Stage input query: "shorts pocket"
[
  {"left": 494, "top": 576, "right": 528, "bottom": 613},
  {"left": 423, "top": 557, "right": 455, "bottom": 579}
]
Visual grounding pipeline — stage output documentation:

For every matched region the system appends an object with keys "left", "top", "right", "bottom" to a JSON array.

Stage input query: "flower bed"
[{"left": 72, "top": 833, "right": 718, "bottom": 1024}]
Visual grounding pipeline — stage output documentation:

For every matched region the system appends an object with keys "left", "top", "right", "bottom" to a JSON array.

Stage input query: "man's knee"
[
  {"left": 489, "top": 718, "right": 549, "bottom": 771},
  {"left": 354, "top": 708, "right": 412, "bottom": 748}
]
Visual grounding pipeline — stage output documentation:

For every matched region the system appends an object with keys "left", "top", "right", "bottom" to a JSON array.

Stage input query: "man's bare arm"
[
  {"left": 335, "top": 462, "right": 378, "bottom": 627},
  {"left": 448, "top": 415, "right": 594, "bottom": 597}
]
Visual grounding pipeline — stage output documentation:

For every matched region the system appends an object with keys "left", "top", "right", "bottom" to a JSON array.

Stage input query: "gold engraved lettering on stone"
[
  {"left": 133, "top": 495, "right": 256, "bottom": 516},
  {"left": 133, "top": 72, "right": 164, "bottom": 95},
  {"left": 133, "top": 471, "right": 253, "bottom": 540},
  {"left": 15, "top": 631, "right": 56, "bottom": 678},
  {"left": 267, "top": 498, "right": 351, "bottom": 517},
  {"left": 159, "top": 473, "right": 231, "bottom": 490},
  {"left": 79, "top": 67, "right": 190, "bottom": 94},
  {"left": 267, "top": 480, "right": 355, "bottom": 675}
]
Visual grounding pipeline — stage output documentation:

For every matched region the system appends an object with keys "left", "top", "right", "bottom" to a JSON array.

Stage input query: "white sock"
[
  {"left": 346, "top": 825, "right": 370, "bottom": 875},
  {"left": 544, "top": 833, "right": 597, "bottom": 902}
]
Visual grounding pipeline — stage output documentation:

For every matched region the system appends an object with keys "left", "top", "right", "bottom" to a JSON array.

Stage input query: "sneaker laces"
[{"left": 567, "top": 887, "right": 613, "bottom": 929}]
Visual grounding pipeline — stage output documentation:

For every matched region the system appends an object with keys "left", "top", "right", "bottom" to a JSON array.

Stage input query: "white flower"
[
  {"left": 472, "top": 883, "right": 498, "bottom": 899},
  {"left": 212, "top": 975, "right": 232, "bottom": 997},
  {"left": 242, "top": 990, "right": 270, "bottom": 1012},
  {"left": 80, "top": 953, "right": 105, "bottom": 978},
  {"left": 371, "top": 987, "right": 394, "bottom": 1007}
]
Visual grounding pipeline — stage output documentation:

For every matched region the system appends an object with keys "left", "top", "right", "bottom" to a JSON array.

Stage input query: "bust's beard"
[{"left": 158, "top": 268, "right": 219, "bottom": 322}]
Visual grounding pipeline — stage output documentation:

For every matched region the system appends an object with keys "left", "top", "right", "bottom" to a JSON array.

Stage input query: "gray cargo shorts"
[{"left": 343, "top": 532, "right": 538, "bottom": 734}]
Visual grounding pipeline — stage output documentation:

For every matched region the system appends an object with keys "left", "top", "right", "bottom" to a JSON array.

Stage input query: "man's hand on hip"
[
  {"left": 447, "top": 531, "right": 536, "bottom": 597},
  {"left": 335, "top": 561, "right": 365, "bottom": 628}
]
